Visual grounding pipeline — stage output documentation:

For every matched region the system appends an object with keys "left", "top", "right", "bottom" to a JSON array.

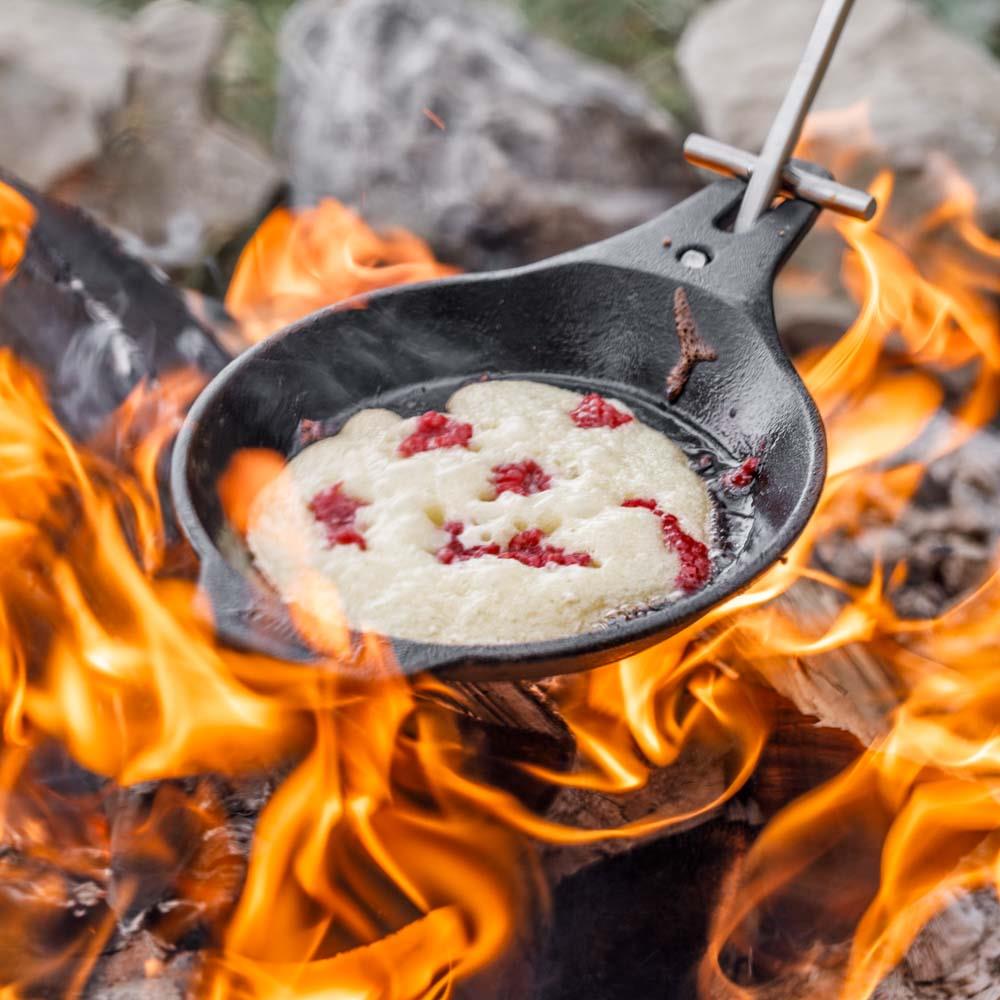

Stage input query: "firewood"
[
  {"left": 83, "top": 932, "right": 195, "bottom": 1000},
  {"left": 433, "top": 680, "right": 576, "bottom": 812},
  {"left": 741, "top": 579, "right": 900, "bottom": 746},
  {"left": 0, "top": 171, "right": 229, "bottom": 442},
  {"left": 878, "top": 890, "right": 1000, "bottom": 1000}
]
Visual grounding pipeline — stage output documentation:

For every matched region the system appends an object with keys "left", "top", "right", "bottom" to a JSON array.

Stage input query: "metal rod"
[
  {"left": 684, "top": 134, "right": 876, "bottom": 221},
  {"left": 733, "top": 0, "right": 857, "bottom": 233}
]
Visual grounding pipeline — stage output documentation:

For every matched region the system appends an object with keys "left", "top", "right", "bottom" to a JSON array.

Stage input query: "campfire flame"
[
  {"left": 0, "top": 183, "right": 33, "bottom": 285},
  {"left": 225, "top": 200, "right": 458, "bottom": 345},
  {"left": 0, "top": 107, "right": 999, "bottom": 1000}
]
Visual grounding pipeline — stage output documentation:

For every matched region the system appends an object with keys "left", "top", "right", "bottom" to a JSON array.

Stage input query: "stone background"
[{"left": 1, "top": 0, "right": 996, "bottom": 280}]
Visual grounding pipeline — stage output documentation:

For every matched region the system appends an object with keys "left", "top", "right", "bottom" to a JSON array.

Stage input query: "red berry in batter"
[
  {"left": 435, "top": 522, "right": 592, "bottom": 568},
  {"left": 491, "top": 459, "right": 553, "bottom": 497},
  {"left": 398, "top": 411, "right": 474, "bottom": 457},
  {"left": 436, "top": 521, "right": 501, "bottom": 564},
  {"left": 622, "top": 498, "right": 710, "bottom": 591},
  {"left": 309, "top": 483, "right": 368, "bottom": 550},
  {"left": 621, "top": 498, "right": 658, "bottom": 512},
  {"left": 502, "top": 529, "right": 593, "bottom": 568},
  {"left": 570, "top": 393, "right": 634, "bottom": 429},
  {"left": 722, "top": 456, "right": 760, "bottom": 491}
]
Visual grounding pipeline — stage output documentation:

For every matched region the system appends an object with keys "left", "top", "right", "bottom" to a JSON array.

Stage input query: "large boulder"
[
  {"left": 276, "top": 0, "right": 697, "bottom": 271},
  {"left": 678, "top": 0, "right": 1000, "bottom": 230},
  {"left": 0, "top": 1, "right": 129, "bottom": 190},
  {"left": 0, "top": 0, "right": 279, "bottom": 270}
]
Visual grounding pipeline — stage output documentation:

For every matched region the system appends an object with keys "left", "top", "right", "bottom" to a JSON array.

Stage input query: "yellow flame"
[
  {"left": 698, "top": 114, "right": 1000, "bottom": 998},
  {"left": 0, "top": 183, "right": 33, "bottom": 283},
  {"left": 225, "top": 200, "right": 459, "bottom": 345}
]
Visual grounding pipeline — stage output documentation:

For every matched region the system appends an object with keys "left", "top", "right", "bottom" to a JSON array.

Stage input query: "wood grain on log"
[{"left": 740, "top": 580, "right": 901, "bottom": 746}]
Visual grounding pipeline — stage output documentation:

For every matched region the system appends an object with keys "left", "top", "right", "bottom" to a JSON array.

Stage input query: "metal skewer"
[
  {"left": 734, "top": 0, "right": 858, "bottom": 231},
  {"left": 683, "top": 134, "right": 875, "bottom": 221},
  {"left": 684, "top": 0, "right": 874, "bottom": 228}
]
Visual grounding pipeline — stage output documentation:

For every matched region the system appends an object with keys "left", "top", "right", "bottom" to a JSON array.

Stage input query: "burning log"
[
  {"left": 0, "top": 170, "right": 230, "bottom": 441},
  {"left": 444, "top": 681, "right": 575, "bottom": 812},
  {"left": 83, "top": 935, "right": 196, "bottom": 1000},
  {"left": 746, "top": 580, "right": 900, "bottom": 746}
]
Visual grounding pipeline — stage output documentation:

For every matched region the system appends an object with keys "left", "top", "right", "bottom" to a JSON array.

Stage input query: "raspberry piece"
[
  {"left": 309, "top": 483, "right": 368, "bottom": 550},
  {"left": 722, "top": 456, "right": 760, "bottom": 491},
  {"left": 659, "top": 514, "right": 711, "bottom": 592},
  {"left": 570, "top": 392, "right": 634, "bottom": 429},
  {"left": 501, "top": 530, "right": 593, "bottom": 568},
  {"left": 436, "top": 521, "right": 501, "bottom": 564},
  {"left": 622, "top": 498, "right": 658, "bottom": 512},
  {"left": 398, "top": 411, "right": 474, "bottom": 457},
  {"left": 491, "top": 459, "right": 552, "bottom": 497},
  {"left": 622, "top": 498, "right": 711, "bottom": 591},
  {"left": 435, "top": 523, "right": 592, "bottom": 568}
]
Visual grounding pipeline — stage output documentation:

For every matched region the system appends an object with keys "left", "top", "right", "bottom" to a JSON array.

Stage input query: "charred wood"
[{"left": 0, "top": 172, "right": 230, "bottom": 441}]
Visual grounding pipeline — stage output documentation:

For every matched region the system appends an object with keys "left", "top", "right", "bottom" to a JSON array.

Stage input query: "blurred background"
[
  {"left": 3, "top": 0, "right": 998, "bottom": 303},
  {"left": 77, "top": 0, "right": 1000, "bottom": 135}
]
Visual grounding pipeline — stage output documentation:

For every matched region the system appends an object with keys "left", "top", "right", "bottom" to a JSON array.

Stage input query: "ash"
[{"left": 816, "top": 423, "right": 1000, "bottom": 619}]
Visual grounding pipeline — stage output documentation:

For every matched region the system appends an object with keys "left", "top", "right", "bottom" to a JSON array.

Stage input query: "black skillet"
[{"left": 171, "top": 0, "right": 875, "bottom": 681}]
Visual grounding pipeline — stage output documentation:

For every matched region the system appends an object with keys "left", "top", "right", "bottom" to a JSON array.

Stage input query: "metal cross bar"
[{"left": 683, "top": 133, "right": 876, "bottom": 221}]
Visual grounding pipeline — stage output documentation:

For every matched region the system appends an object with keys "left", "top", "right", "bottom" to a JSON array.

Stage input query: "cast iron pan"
[{"left": 171, "top": 176, "right": 827, "bottom": 680}]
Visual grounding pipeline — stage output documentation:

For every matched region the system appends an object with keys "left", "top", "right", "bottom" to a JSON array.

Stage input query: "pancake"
[{"left": 247, "top": 380, "right": 714, "bottom": 646}]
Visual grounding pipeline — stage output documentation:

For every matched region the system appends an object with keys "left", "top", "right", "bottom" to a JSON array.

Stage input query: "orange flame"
[
  {"left": 0, "top": 182, "right": 33, "bottom": 283},
  {"left": 215, "top": 150, "right": 1000, "bottom": 995},
  {"left": 2, "top": 104, "right": 1000, "bottom": 1000},
  {"left": 225, "top": 200, "right": 459, "bottom": 344},
  {"left": 694, "top": 120, "right": 1000, "bottom": 997}
]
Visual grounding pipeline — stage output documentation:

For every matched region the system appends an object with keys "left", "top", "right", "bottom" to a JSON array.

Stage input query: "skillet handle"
[{"left": 572, "top": 174, "right": 824, "bottom": 313}]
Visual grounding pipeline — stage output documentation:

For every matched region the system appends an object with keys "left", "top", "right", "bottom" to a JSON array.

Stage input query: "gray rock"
[
  {"left": 55, "top": 0, "right": 281, "bottom": 269},
  {"left": 276, "top": 0, "right": 697, "bottom": 270},
  {"left": 678, "top": 0, "right": 1000, "bottom": 233},
  {"left": 0, "top": 0, "right": 279, "bottom": 270},
  {"left": 919, "top": 0, "right": 1000, "bottom": 54},
  {"left": 0, "top": 1, "right": 129, "bottom": 189}
]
